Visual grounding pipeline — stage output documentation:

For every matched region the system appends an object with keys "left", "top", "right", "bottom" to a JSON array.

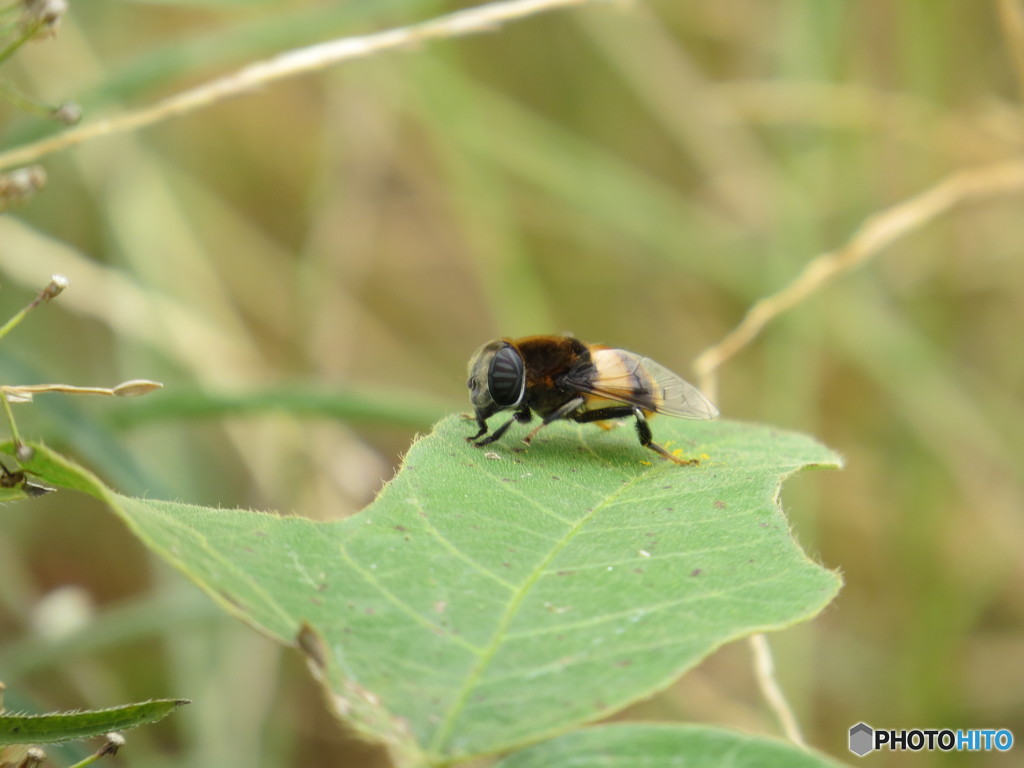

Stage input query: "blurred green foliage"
[{"left": 0, "top": 0, "right": 1022, "bottom": 766}]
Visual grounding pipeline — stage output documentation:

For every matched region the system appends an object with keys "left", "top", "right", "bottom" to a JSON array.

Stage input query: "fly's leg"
[
  {"left": 467, "top": 414, "right": 489, "bottom": 442},
  {"left": 523, "top": 397, "right": 585, "bottom": 445},
  {"left": 574, "top": 406, "right": 697, "bottom": 465},
  {"left": 470, "top": 407, "right": 531, "bottom": 447},
  {"left": 571, "top": 405, "right": 635, "bottom": 425},
  {"left": 630, "top": 407, "right": 697, "bottom": 465}
]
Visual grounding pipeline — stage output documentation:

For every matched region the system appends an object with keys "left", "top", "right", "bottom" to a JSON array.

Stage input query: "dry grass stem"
[
  {"left": 748, "top": 633, "right": 807, "bottom": 748},
  {"left": 2, "top": 380, "right": 163, "bottom": 403},
  {"left": 998, "top": 0, "right": 1024, "bottom": 103},
  {"left": 694, "top": 158, "right": 1024, "bottom": 399},
  {"left": 0, "top": 0, "right": 607, "bottom": 171}
]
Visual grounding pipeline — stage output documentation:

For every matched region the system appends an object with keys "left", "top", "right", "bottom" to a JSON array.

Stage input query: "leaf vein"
[{"left": 337, "top": 541, "right": 484, "bottom": 655}]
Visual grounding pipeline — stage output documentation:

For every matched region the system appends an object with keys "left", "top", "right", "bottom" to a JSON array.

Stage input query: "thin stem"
[
  {"left": 749, "top": 633, "right": 807, "bottom": 748},
  {"left": 0, "top": 390, "right": 23, "bottom": 452},
  {"left": 0, "top": 81, "right": 63, "bottom": 118},
  {"left": 693, "top": 159, "right": 1024, "bottom": 401},
  {"left": 66, "top": 753, "right": 102, "bottom": 768},
  {"left": 0, "top": 18, "right": 41, "bottom": 68},
  {"left": 0, "top": 274, "right": 67, "bottom": 342}
]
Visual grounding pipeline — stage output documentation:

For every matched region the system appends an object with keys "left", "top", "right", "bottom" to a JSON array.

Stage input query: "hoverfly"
[{"left": 466, "top": 335, "right": 717, "bottom": 464}]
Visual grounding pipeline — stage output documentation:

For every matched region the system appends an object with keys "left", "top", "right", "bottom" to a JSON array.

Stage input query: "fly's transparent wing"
[{"left": 566, "top": 348, "right": 718, "bottom": 419}]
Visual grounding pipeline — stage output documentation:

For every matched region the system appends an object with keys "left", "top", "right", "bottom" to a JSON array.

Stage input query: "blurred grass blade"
[
  {"left": 407, "top": 57, "right": 755, "bottom": 292},
  {"left": 0, "top": 699, "right": 188, "bottom": 746},
  {"left": 106, "top": 386, "right": 446, "bottom": 431}
]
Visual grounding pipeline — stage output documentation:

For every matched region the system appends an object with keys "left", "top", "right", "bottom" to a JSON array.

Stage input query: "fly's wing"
[{"left": 565, "top": 348, "right": 719, "bottom": 420}]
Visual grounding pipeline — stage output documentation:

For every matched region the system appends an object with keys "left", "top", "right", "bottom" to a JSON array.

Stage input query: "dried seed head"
[
  {"left": 22, "top": 0, "right": 68, "bottom": 37},
  {"left": 99, "top": 732, "right": 126, "bottom": 757},
  {"left": 24, "top": 746, "right": 48, "bottom": 766},
  {"left": 0, "top": 746, "right": 48, "bottom": 767},
  {"left": 52, "top": 100, "right": 82, "bottom": 125},
  {"left": 113, "top": 379, "right": 164, "bottom": 397},
  {"left": 0, "top": 166, "right": 47, "bottom": 210},
  {"left": 41, "top": 274, "right": 68, "bottom": 301}
]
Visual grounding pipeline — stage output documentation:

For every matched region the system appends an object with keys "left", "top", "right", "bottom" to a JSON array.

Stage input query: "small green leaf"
[
  {"left": 493, "top": 723, "right": 849, "bottom": 768},
  {"left": 0, "top": 699, "right": 189, "bottom": 745},
  {"left": 0, "top": 487, "right": 30, "bottom": 502},
  {"left": 1, "top": 441, "right": 106, "bottom": 498},
  {"left": 6, "top": 416, "right": 841, "bottom": 764}
]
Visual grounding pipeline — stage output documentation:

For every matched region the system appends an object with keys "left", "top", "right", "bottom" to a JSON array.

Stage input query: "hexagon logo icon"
[{"left": 849, "top": 722, "right": 874, "bottom": 756}]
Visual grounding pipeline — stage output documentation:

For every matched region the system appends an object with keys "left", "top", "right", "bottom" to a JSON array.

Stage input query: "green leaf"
[
  {"left": 0, "top": 699, "right": 189, "bottom": 745},
  {"left": 0, "top": 487, "right": 31, "bottom": 502},
  {"left": 7, "top": 416, "right": 841, "bottom": 765},
  {"left": 493, "top": 723, "right": 849, "bottom": 768}
]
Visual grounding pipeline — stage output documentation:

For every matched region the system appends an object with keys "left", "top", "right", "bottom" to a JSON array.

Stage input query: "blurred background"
[{"left": 1, "top": 0, "right": 1022, "bottom": 765}]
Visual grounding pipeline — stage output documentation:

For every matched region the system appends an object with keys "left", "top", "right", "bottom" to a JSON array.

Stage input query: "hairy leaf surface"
[{"left": 0, "top": 699, "right": 188, "bottom": 745}]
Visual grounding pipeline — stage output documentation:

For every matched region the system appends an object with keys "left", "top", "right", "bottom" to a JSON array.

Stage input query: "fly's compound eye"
[{"left": 488, "top": 344, "right": 525, "bottom": 407}]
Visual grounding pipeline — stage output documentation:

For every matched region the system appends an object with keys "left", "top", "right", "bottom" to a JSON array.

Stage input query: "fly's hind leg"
[
  {"left": 574, "top": 406, "right": 697, "bottom": 465},
  {"left": 630, "top": 407, "right": 697, "bottom": 465}
]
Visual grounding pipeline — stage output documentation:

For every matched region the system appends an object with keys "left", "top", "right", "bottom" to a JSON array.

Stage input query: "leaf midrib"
[{"left": 425, "top": 462, "right": 656, "bottom": 757}]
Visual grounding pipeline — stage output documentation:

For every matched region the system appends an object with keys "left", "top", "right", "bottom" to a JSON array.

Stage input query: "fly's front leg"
[
  {"left": 523, "top": 397, "right": 585, "bottom": 445},
  {"left": 471, "top": 407, "right": 532, "bottom": 447},
  {"left": 467, "top": 413, "right": 489, "bottom": 442}
]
